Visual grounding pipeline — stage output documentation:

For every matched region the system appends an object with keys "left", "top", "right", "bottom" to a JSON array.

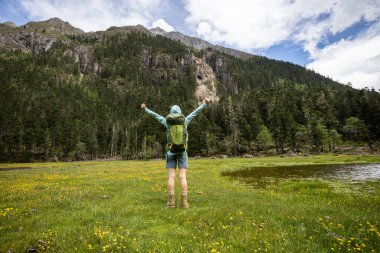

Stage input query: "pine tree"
[
  {"left": 257, "top": 125, "right": 273, "bottom": 152},
  {"left": 225, "top": 96, "right": 239, "bottom": 156}
]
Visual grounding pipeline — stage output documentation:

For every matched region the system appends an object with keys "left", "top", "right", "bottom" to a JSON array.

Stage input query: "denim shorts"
[{"left": 166, "top": 151, "right": 188, "bottom": 169}]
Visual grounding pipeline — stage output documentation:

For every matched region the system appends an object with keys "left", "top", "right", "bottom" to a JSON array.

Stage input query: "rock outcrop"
[
  {"left": 63, "top": 45, "right": 98, "bottom": 74},
  {"left": 0, "top": 31, "right": 56, "bottom": 53},
  {"left": 212, "top": 56, "right": 239, "bottom": 94},
  {"left": 193, "top": 56, "right": 219, "bottom": 102},
  {"left": 1, "top": 21, "right": 16, "bottom": 28}
]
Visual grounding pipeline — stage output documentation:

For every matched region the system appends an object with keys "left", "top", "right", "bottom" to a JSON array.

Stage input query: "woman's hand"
[{"left": 141, "top": 103, "right": 146, "bottom": 110}]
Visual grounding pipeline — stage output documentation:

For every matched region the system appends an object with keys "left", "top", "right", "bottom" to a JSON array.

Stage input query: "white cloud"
[
  {"left": 184, "top": 0, "right": 298, "bottom": 49},
  {"left": 151, "top": 18, "right": 174, "bottom": 32},
  {"left": 294, "top": 0, "right": 380, "bottom": 59},
  {"left": 307, "top": 22, "right": 380, "bottom": 90},
  {"left": 184, "top": 0, "right": 380, "bottom": 50},
  {"left": 18, "top": 0, "right": 164, "bottom": 32}
]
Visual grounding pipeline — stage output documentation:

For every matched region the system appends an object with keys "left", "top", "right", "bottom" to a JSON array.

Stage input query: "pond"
[{"left": 222, "top": 163, "right": 380, "bottom": 188}]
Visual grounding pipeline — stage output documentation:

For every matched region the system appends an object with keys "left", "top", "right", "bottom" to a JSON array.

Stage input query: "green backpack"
[{"left": 166, "top": 113, "right": 188, "bottom": 153}]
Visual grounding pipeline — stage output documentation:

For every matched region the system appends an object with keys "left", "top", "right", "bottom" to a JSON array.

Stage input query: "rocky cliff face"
[
  {"left": 210, "top": 56, "right": 239, "bottom": 94},
  {"left": 192, "top": 56, "right": 220, "bottom": 102},
  {"left": 1, "top": 22, "right": 16, "bottom": 28},
  {"left": 63, "top": 45, "right": 98, "bottom": 74},
  {"left": 141, "top": 47, "right": 183, "bottom": 83},
  {"left": 0, "top": 31, "right": 56, "bottom": 53}
]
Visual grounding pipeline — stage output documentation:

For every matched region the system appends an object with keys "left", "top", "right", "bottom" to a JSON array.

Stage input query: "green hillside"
[{"left": 1, "top": 19, "right": 379, "bottom": 161}]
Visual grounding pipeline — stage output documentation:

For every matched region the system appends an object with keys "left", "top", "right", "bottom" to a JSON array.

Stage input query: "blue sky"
[{"left": 1, "top": 0, "right": 380, "bottom": 90}]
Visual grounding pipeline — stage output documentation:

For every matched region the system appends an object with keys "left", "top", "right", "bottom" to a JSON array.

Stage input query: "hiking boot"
[
  {"left": 181, "top": 195, "right": 189, "bottom": 209},
  {"left": 167, "top": 194, "right": 175, "bottom": 208}
]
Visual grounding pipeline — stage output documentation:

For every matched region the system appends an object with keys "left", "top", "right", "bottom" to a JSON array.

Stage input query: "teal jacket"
[{"left": 144, "top": 102, "right": 206, "bottom": 129}]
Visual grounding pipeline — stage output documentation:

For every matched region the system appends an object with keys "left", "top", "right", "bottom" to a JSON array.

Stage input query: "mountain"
[
  {"left": 149, "top": 27, "right": 252, "bottom": 59},
  {"left": 0, "top": 17, "right": 84, "bottom": 36},
  {"left": 0, "top": 17, "right": 84, "bottom": 52},
  {"left": 1, "top": 18, "right": 379, "bottom": 162},
  {"left": 0, "top": 18, "right": 253, "bottom": 59}
]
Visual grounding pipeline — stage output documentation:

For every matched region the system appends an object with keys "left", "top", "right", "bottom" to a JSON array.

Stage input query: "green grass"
[{"left": 1, "top": 154, "right": 379, "bottom": 252}]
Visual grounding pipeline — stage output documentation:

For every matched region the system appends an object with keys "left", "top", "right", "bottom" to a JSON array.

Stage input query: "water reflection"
[{"left": 222, "top": 163, "right": 380, "bottom": 188}]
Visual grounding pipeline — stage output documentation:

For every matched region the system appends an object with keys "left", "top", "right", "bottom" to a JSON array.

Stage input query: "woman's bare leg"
[
  {"left": 167, "top": 168, "right": 176, "bottom": 208},
  {"left": 179, "top": 168, "right": 189, "bottom": 208},
  {"left": 179, "top": 168, "right": 187, "bottom": 194},
  {"left": 168, "top": 168, "right": 176, "bottom": 194}
]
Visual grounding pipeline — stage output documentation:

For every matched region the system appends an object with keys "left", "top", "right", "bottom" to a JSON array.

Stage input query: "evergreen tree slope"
[{"left": 0, "top": 19, "right": 379, "bottom": 161}]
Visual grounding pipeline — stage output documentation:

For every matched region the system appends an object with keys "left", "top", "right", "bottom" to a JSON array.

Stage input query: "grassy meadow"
[{"left": 1, "top": 154, "right": 380, "bottom": 252}]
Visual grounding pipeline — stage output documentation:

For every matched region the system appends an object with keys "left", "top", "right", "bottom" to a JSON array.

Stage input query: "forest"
[{"left": 1, "top": 31, "right": 379, "bottom": 162}]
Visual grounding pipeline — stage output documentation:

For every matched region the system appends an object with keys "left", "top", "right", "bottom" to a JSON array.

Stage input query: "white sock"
[
  {"left": 182, "top": 191, "right": 187, "bottom": 196},
  {"left": 168, "top": 191, "right": 174, "bottom": 195}
]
